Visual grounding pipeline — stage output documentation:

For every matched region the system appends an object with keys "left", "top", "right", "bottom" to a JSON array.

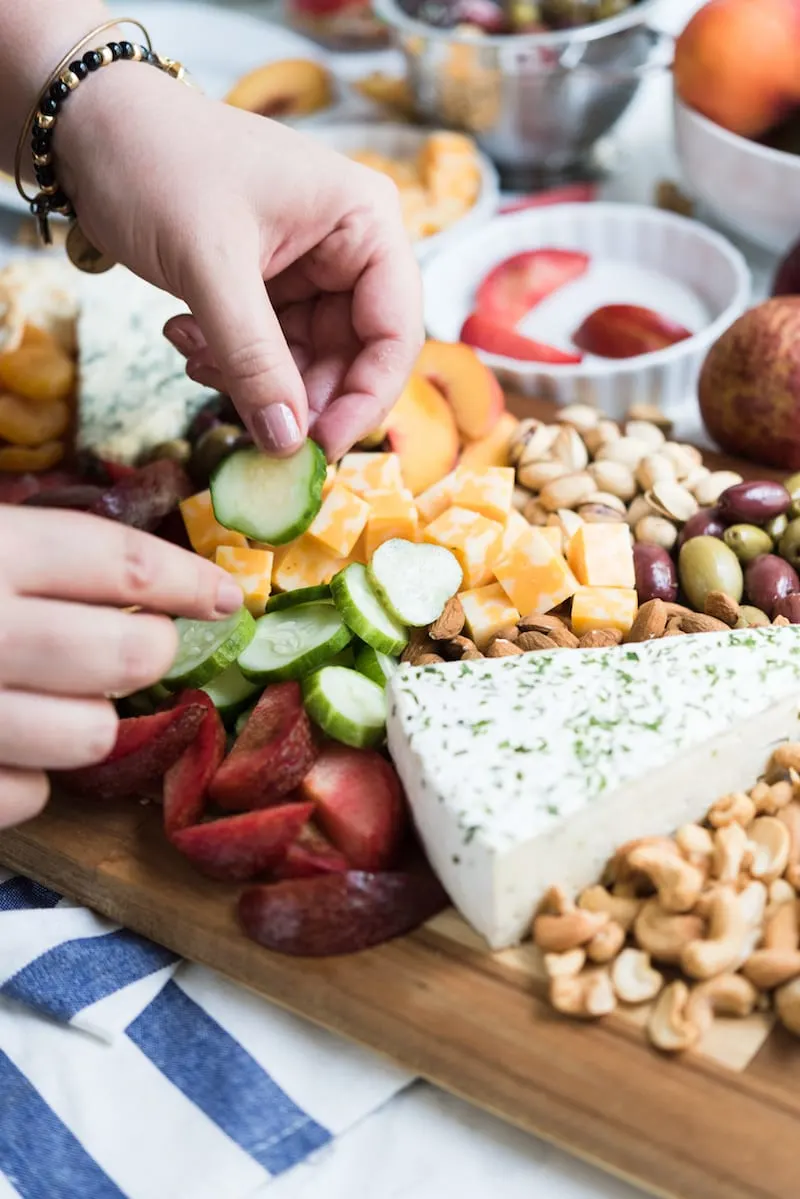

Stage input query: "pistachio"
[
  {"left": 550, "top": 424, "right": 590, "bottom": 471},
  {"left": 512, "top": 485, "right": 532, "bottom": 512},
  {"left": 522, "top": 497, "right": 549, "bottom": 526},
  {"left": 517, "top": 459, "right": 568, "bottom": 492},
  {"left": 556, "top": 404, "right": 600, "bottom": 433},
  {"left": 626, "top": 493, "right": 657, "bottom": 527},
  {"left": 509, "top": 418, "right": 556, "bottom": 466},
  {"left": 635, "top": 453, "right": 676, "bottom": 492},
  {"left": 594, "top": 436, "right": 650, "bottom": 470},
  {"left": 587, "top": 459, "right": 637, "bottom": 501},
  {"left": 660, "top": 442, "right": 698, "bottom": 480},
  {"left": 586, "top": 490, "right": 627, "bottom": 514},
  {"left": 625, "top": 420, "right": 666, "bottom": 450},
  {"left": 578, "top": 502, "right": 626, "bottom": 524},
  {"left": 634, "top": 515, "right": 678, "bottom": 551},
  {"left": 626, "top": 403, "right": 673, "bottom": 435},
  {"left": 692, "top": 470, "right": 745, "bottom": 508},
  {"left": 647, "top": 481, "right": 699, "bottom": 524},
  {"left": 539, "top": 473, "right": 596, "bottom": 512},
  {"left": 583, "top": 420, "right": 621, "bottom": 456}
]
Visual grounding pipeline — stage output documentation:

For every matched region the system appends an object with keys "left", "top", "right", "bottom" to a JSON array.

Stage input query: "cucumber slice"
[
  {"left": 210, "top": 441, "right": 326, "bottom": 545},
  {"left": 331, "top": 563, "right": 408, "bottom": 656},
  {"left": 266, "top": 584, "right": 331, "bottom": 612},
  {"left": 328, "top": 646, "right": 356, "bottom": 669},
  {"left": 237, "top": 602, "right": 352, "bottom": 683},
  {"left": 163, "top": 607, "right": 256, "bottom": 690},
  {"left": 303, "top": 666, "right": 387, "bottom": 748},
  {"left": 367, "top": 539, "right": 462, "bottom": 627},
  {"left": 234, "top": 703, "right": 256, "bottom": 737},
  {"left": 355, "top": 644, "right": 398, "bottom": 688},
  {"left": 202, "top": 663, "right": 260, "bottom": 718}
]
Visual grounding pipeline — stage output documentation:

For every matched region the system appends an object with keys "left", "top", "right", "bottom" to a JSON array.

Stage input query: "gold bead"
[
  {"left": 99, "top": 46, "right": 114, "bottom": 66},
  {"left": 38, "top": 183, "right": 58, "bottom": 196},
  {"left": 32, "top": 152, "right": 52, "bottom": 167},
  {"left": 35, "top": 112, "right": 55, "bottom": 130},
  {"left": 131, "top": 44, "right": 143, "bottom": 61},
  {"left": 60, "top": 70, "right": 80, "bottom": 90}
]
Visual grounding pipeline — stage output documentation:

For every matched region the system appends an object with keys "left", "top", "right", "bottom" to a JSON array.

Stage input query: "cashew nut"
[
  {"left": 707, "top": 791, "right": 756, "bottom": 828},
  {"left": 543, "top": 947, "right": 586, "bottom": 979},
  {"left": 586, "top": 920, "right": 626, "bottom": 964},
  {"left": 751, "top": 780, "right": 793, "bottom": 815},
  {"left": 711, "top": 822, "right": 750, "bottom": 882},
  {"left": 533, "top": 908, "right": 608, "bottom": 953},
  {"left": 647, "top": 981, "right": 707, "bottom": 1053},
  {"left": 626, "top": 843, "right": 705, "bottom": 913},
  {"left": 770, "top": 742, "right": 800, "bottom": 774},
  {"left": 634, "top": 899, "right": 705, "bottom": 964},
  {"left": 675, "top": 823, "right": 714, "bottom": 868},
  {"left": 742, "top": 896, "right": 800, "bottom": 988},
  {"left": 732, "top": 880, "right": 768, "bottom": 969},
  {"left": 747, "top": 816, "right": 791, "bottom": 883},
  {"left": 610, "top": 948, "right": 663, "bottom": 1005},
  {"left": 577, "top": 883, "right": 642, "bottom": 932},
  {"left": 687, "top": 973, "right": 758, "bottom": 1023},
  {"left": 538, "top": 885, "right": 573, "bottom": 916},
  {"left": 549, "top": 968, "right": 616, "bottom": 1019},
  {"left": 605, "top": 836, "right": 680, "bottom": 888},
  {"left": 775, "top": 976, "right": 800, "bottom": 1036},
  {"left": 680, "top": 887, "right": 747, "bottom": 980},
  {"left": 769, "top": 878, "right": 797, "bottom": 908},
  {"left": 749, "top": 780, "right": 772, "bottom": 812},
  {"left": 778, "top": 802, "right": 800, "bottom": 890}
]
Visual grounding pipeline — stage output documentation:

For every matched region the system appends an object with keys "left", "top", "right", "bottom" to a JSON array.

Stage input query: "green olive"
[
  {"left": 779, "top": 517, "right": 800, "bottom": 571},
  {"left": 141, "top": 438, "right": 191, "bottom": 466},
  {"left": 765, "top": 513, "right": 789, "bottom": 542},
  {"left": 678, "top": 535, "right": 744, "bottom": 611},
  {"left": 784, "top": 472, "right": 800, "bottom": 501},
  {"left": 722, "top": 524, "right": 773, "bottom": 563},
  {"left": 789, "top": 499, "right": 800, "bottom": 521},
  {"left": 190, "top": 423, "right": 246, "bottom": 485},
  {"left": 735, "top": 605, "right": 770, "bottom": 629}
]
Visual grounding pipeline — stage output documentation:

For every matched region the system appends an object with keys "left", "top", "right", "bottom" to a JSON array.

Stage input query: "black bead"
[
  {"left": 50, "top": 79, "right": 69, "bottom": 102},
  {"left": 107, "top": 41, "right": 122, "bottom": 60},
  {"left": 31, "top": 136, "right": 51, "bottom": 156},
  {"left": 82, "top": 50, "right": 103, "bottom": 71},
  {"left": 119, "top": 41, "right": 134, "bottom": 58},
  {"left": 142, "top": 49, "right": 156, "bottom": 64},
  {"left": 50, "top": 188, "right": 69, "bottom": 208},
  {"left": 35, "top": 164, "right": 55, "bottom": 187},
  {"left": 69, "top": 59, "right": 88, "bottom": 79},
  {"left": 39, "top": 96, "right": 58, "bottom": 116}
]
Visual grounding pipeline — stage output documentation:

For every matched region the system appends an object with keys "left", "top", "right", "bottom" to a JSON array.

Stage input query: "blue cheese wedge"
[
  {"left": 387, "top": 627, "right": 800, "bottom": 949},
  {"left": 76, "top": 268, "right": 215, "bottom": 462}
]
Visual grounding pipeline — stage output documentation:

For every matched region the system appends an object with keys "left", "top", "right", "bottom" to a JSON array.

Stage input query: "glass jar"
[{"left": 285, "top": 0, "right": 390, "bottom": 50}]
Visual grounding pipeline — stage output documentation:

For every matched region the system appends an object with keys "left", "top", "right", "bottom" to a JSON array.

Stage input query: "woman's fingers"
[
  {"left": 0, "top": 767, "right": 50, "bottom": 830},
  {"left": 0, "top": 508, "right": 242, "bottom": 617},
  {"left": 0, "top": 691, "right": 118, "bottom": 770},
  {"left": 0, "top": 597, "right": 178, "bottom": 697}
]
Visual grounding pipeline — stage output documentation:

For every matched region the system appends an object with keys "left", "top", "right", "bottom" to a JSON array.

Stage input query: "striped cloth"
[{"left": 0, "top": 869, "right": 411, "bottom": 1199}]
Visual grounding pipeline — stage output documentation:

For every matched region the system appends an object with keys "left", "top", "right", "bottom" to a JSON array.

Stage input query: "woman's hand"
[
  {"left": 0, "top": 505, "right": 243, "bottom": 829},
  {"left": 57, "top": 65, "right": 424, "bottom": 461}
]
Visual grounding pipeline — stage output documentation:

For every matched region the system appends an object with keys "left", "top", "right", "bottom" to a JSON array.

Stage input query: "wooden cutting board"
[{"left": 1, "top": 400, "right": 796, "bottom": 1199}]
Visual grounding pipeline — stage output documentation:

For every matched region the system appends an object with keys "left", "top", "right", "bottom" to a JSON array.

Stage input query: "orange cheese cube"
[
  {"left": 215, "top": 546, "right": 273, "bottom": 616},
  {"left": 180, "top": 490, "right": 247, "bottom": 558},
  {"left": 494, "top": 525, "right": 579, "bottom": 616},
  {"left": 322, "top": 464, "right": 337, "bottom": 497},
  {"left": 571, "top": 587, "right": 638, "bottom": 636},
  {"left": 364, "top": 488, "right": 419, "bottom": 559},
  {"left": 450, "top": 466, "right": 515, "bottom": 524},
  {"left": 567, "top": 524, "right": 635, "bottom": 589},
  {"left": 416, "top": 471, "right": 456, "bottom": 524},
  {"left": 423, "top": 505, "right": 503, "bottom": 590},
  {"left": 538, "top": 525, "right": 564, "bottom": 557},
  {"left": 336, "top": 452, "right": 404, "bottom": 497},
  {"left": 272, "top": 534, "right": 346, "bottom": 592},
  {"left": 500, "top": 508, "right": 530, "bottom": 557},
  {"left": 459, "top": 583, "right": 520, "bottom": 650},
  {"left": 308, "top": 483, "right": 370, "bottom": 557}
]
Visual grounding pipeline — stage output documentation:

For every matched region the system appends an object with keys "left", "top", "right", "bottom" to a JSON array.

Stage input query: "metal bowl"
[{"left": 372, "top": 0, "right": 672, "bottom": 176}]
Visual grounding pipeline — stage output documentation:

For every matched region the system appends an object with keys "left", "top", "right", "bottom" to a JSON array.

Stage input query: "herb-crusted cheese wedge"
[{"left": 386, "top": 626, "right": 800, "bottom": 949}]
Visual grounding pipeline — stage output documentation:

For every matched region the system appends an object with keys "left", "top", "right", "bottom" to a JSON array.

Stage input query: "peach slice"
[
  {"left": 459, "top": 411, "right": 519, "bottom": 471},
  {"left": 384, "top": 374, "right": 459, "bottom": 496},
  {"left": 224, "top": 59, "right": 333, "bottom": 119},
  {"left": 415, "top": 339, "right": 505, "bottom": 441}
]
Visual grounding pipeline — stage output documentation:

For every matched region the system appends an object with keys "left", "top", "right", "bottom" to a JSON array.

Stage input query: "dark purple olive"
[
  {"left": 23, "top": 484, "right": 105, "bottom": 510},
  {"left": 186, "top": 394, "right": 239, "bottom": 444},
  {"left": 718, "top": 480, "right": 791, "bottom": 524},
  {"left": 633, "top": 542, "right": 678, "bottom": 604},
  {"left": 773, "top": 594, "right": 800, "bottom": 624},
  {"left": 745, "top": 554, "right": 800, "bottom": 617},
  {"left": 677, "top": 507, "right": 726, "bottom": 549}
]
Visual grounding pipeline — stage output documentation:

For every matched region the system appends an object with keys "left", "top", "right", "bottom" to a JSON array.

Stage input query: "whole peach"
[
  {"left": 674, "top": 0, "right": 800, "bottom": 139},
  {"left": 699, "top": 298, "right": 800, "bottom": 470}
]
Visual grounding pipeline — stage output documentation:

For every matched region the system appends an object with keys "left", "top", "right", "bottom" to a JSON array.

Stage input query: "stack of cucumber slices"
[{"left": 151, "top": 537, "right": 463, "bottom": 751}]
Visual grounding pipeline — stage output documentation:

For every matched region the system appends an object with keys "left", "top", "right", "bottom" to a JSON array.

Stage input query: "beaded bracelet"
[{"left": 14, "top": 18, "right": 190, "bottom": 274}]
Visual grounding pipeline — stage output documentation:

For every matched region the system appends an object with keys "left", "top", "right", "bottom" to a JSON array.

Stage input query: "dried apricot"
[
  {"left": 0, "top": 440, "right": 64, "bottom": 472},
  {"left": 0, "top": 393, "right": 69, "bottom": 446},
  {"left": 0, "top": 343, "right": 76, "bottom": 404}
]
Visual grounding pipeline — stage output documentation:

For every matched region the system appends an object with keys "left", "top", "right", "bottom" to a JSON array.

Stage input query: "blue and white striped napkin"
[{"left": 0, "top": 868, "right": 412, "bottom": 1199}]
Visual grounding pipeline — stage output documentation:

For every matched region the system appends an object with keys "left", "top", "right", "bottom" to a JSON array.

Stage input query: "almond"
[
  {"left": 440, "top": 635, "right": 481, "bottom": 661},
  {"left": 579, "top": 629, "right": 624, "bottom": 648},
  {"left": 429, "top": 595, "right": 465, "bottom": 640},
  {"left": 415, "top": 653, "right": 445, "bottom": 666},
  {"left": 401, "top": 628, "right": 436, "bottom": 664},
  {"left": 518, "top": 612, "right": 566, "bottom": 634},
  {"left": 678, "top": 612, "right": 731, "bottom": 635},
  {"left": 704, "top": 591, "right": 740, "bottom": 628},
  {"left": 517, "top": 631, "right": 558, "bottom": 652},
  {"left": 625, "top": 598, "right": 668, "bottom": 643},
  {"left": 486, "top": 638, "right": 523, "bottom": 658},
  {"left": 663, "top": 602, "right": 693, "bottom": 620},
  {"left": 494, "top": 624, "right": 520, "bottom": 642},
  {"left": 548, "top": 625, "right": 580, "bottom": 649}
]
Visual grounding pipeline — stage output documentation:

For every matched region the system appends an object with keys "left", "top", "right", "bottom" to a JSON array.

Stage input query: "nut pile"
[{"left": 532, "top": 742, "right": 800, "bottom": 1051}]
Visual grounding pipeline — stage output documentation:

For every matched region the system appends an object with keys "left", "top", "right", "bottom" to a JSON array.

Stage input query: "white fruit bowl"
[
  {"left": 422, "top": 201, "right": 751, "bottom": 423},
  {"left": 305, "top": 123, "right": 500, "bottom": 263},
  {"left": 674, "top": 95, "right": 800, "bottom": 256}
]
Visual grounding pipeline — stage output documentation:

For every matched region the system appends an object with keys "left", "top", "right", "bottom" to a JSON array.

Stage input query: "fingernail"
[
  {"left": 250, "top": 404, "right": 301, "bottom": 453},
  {"left": 215, "top": 577, "right": 244, "bottom": 615},
  {"left": 165, "top": 324, "right": 204, "bottom": 356}
]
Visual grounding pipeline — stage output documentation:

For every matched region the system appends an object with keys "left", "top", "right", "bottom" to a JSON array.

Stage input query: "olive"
[
  {"left": 789, "top": 499, "right": 800, "bottom": 521},
  {"left": 723, "top": 524, "right": 774, "bottom": 563},
  {"left": 745, "top": 554, "right": 800, "bottom": 618},
  {"left": 190, "top": 423, "right": 249, "bottom": 485},
  {"left": 779, "top": 518, "right": 800, "bottom": 570},
  {"left": 141, "top": 438, "right": 191, "bottom": 466},
  {"left": 773, "top": 594, "right": 800, "bottom": 624},
  {"left": 678, "top": 536, "right": 744, "bottom": 611},
  {"left": 735, "top": 605, "right": 770, "bottom": 629},
  {"left": 633, "top": 542, "right": 678, "bottom": 604},
  {"left": 187, "top": 394, "right": 238, "bottom": 443},
  {"left": 785, "top": 472, "right": 800, "bottom": 500},
  {"left": 718, "top": 480, "right": 792, "bottom": 524},
  {"left": 765, "top": 512, "right": 789, "bottom": 542},
  {"left": 677, "top": 507, "right": 726, "bottom": 549}
]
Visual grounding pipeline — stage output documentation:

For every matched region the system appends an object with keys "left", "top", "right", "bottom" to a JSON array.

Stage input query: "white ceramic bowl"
[
  {"left": 305, "top": 123, "right": 500, "bottom": 263},
  {"left": 674, "top": 96, "right": 800, "bottom": 256},
  {"left": 422, "top": 202, "right": 751, "bottom": 423}
]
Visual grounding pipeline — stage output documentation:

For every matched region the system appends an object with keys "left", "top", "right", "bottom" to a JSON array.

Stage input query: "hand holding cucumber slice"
[
  {"left": 237, "top": 602, "right": 352, "bottom": 683},
  {"left": 303, "top": 665, "right": 386, "bottom": 748},
  {"left": 331, "top": 563, "right": 407, "bottom": 656},
  {"left": 210, "top": 440, "right": 327, "bottom": 545},
  {"left": 163, "top": 608, "right": 256, "bottom": 690},
  {"left": 367, "top": 539, "right": 462, "bottom": 627}
]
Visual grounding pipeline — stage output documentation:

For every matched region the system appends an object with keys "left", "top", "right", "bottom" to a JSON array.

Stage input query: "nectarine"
[
  {"left": 674, "top": 0, "right": 800, "bottom": 139},
  {"left": 384, "top": 374, "right": 460, "bottom": 495},
  {"left": 459, "top": 412, "right": 519, "bottom": 471},
  {"left": 225, "top": 59, "right": 332, "bottom": 118},
  {"left": 415, "top": 339, "right": 505, "bottom": 440}
]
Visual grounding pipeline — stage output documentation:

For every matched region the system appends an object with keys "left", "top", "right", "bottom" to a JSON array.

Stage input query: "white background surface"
[{"left": 0, "top": 1, "right": 783, "bottom": 1196}]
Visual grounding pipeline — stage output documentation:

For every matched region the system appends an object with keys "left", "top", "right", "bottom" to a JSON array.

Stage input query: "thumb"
[{"left": 181, "top": 252, "right": 308, "bottom": 456}]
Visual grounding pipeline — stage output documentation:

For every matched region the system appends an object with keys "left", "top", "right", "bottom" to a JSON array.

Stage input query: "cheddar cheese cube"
[
  {"left": 364, "top": 488, "right": 419, "bottom": 559},
  {"left": 571, "top": 587, "right": 638, "bottom": 637},
  {"left": 322, "top": 463, "right": 337, "bottom": 497},
  {"left": 567, "top": 524, "right": 635, "bottom": 589},
  {"left": 215, "top": 546, "right": 273, "bottom": 616},
  {"left": 450, "top": 466, "right": 515, "bottom": 524},
  {"left": 494, "top": 525, "right": 579, "bottom": 616},
  {"left": 500, "top": 508, "right": 530, "bottom": 557},
  {"left": 423, "top": 505, "right": 503, "bottom": 590},
  {"left": 459, "top": 583, "right": 520, "bottom": 650},
  {"left": 337, "top": 452, "right": 404, "bottom": 497},
  {"left": 272, "top": 534, "right": 346, "bottom": 592},
  {"left": 538, "top": 525, "right": 564, "bottom": 557},
  {"left": 308, "top": 483, "right": 370, "bottom": 557},
  {"left": 180, "top": 490, "right": 247, "bottom": 558},
  {"left": 416, "top": 471, "right": 456, "bottom": 524}
]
